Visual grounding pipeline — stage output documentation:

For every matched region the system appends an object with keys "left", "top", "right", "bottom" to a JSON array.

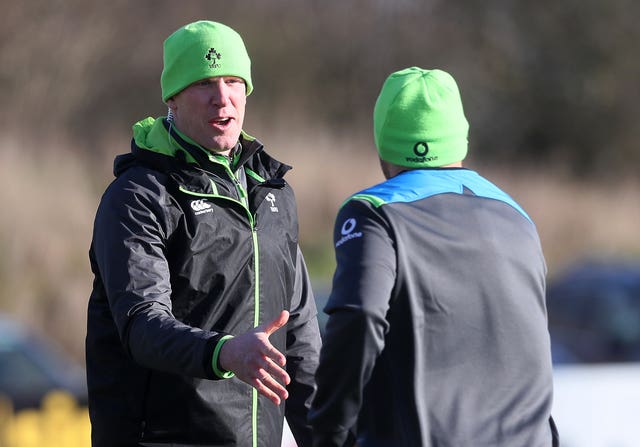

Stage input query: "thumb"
[{"left": 263, "top": 310, "right": 289, "bottom": 337}]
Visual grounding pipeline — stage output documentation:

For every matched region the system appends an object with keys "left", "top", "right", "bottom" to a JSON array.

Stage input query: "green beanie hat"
[
  {"left": 161, "top": 21, "right": 253, "bottom": 101},
  {"left": 373, "top": 67, "right": 469, "bottom": 168}
]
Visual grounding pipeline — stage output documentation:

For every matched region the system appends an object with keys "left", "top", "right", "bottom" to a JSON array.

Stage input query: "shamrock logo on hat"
[{"left": 205, "top": 48, "right": 221, "bottom": 69}]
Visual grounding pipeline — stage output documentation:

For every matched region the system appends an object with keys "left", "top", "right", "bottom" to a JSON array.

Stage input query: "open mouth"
[{"left": 209, "top": 117, "right": 232, "bottom": 127}]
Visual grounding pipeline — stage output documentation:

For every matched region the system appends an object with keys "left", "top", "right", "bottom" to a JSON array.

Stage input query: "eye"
[{"left": 225, "top": 78, "right": 243, "bottom": 85}]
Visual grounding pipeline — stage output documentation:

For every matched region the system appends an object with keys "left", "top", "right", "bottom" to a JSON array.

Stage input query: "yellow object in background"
[{"left": 0, "top": 390, "right": 90, "bottom": 447}]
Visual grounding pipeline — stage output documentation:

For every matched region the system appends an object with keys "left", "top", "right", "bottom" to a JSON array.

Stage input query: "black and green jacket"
[{"left": 86, "top": 117, "right": 321, "bottom": 447}]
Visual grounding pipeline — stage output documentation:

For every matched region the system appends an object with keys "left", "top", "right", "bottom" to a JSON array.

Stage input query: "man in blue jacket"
[
  {"left": 86, "top": 21, "right": 320, "bottom": 447},
  {"left": 309, "top": 67, "right": 558, "bottom": 446}
]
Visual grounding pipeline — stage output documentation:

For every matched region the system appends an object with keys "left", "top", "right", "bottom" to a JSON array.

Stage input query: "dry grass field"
[{"left": 1, "top": 131, "right": 638, "bottom": 361}]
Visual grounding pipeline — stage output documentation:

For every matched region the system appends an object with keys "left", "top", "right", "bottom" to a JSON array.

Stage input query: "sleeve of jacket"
[
  {"left": 284, "top": 245, "right": 322, "bottom": 447},
  {"left": 92, "top": 170, "right": 223, "bottom": 379},
  {"left": 308, "top": 199, "right": 396, "bottom": 447}
]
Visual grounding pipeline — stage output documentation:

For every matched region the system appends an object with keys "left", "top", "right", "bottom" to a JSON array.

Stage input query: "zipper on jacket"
[
  {"left": 177, "top": 187, "right": 260, "bottom": 447},
  {"left": 208, "top": 154, "right": 249, "bottom": 207},
  {"left": 234, "top": 176, "right": 248, "bottom": 208},
  {"left": 251, "top": 226, "right": 260, "bottom": 447}
]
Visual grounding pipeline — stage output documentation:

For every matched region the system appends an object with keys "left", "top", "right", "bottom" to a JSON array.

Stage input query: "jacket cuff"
[{"left": 211, "top": 335, "right": 235, "bottom": 379}]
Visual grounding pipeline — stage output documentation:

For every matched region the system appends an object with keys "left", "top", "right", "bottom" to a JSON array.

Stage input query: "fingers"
[
  {"left": 259, "top": 310, "right": 289, "bottom": 367},
  {"left": 263, "top": 310, "right": 289, "bottom": 336},
  {"left": 263, "top": 355, "right": 291, "bottom": 385},
  {"left": 260, "top": 340, "right": 287, "bottom": 368},
  {"left": 219, "top": 310, "right": 293, "bottom": 405},
  {"left": 251, "top": 356, "right": 290, "bottom": 405},
  {"left": 253, "top": 368, "right": 289, "bottom": 406},
  {"left": 250, "top": 312, "right": 292, "bottom": 404}
]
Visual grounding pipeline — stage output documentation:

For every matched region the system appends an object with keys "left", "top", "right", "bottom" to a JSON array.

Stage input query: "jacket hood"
[{"left": 132, "top": 116, "right": 176, "bottom": 157}]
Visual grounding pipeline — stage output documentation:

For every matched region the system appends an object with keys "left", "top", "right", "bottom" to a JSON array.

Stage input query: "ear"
[{"left": 166, "top": 98, "right": 177, "bottom": 111}]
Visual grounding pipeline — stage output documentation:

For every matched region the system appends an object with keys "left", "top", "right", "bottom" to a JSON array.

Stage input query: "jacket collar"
[
  {"left": 161, "top": 118, "right": 264, "bottom": 171},
  {"left": 123, "top": 116, "right": 290, "bottom": 180}
]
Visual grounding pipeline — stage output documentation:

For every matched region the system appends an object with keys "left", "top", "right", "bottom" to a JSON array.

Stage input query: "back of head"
[
  {"left": 161, "top": 20, "right": 253, "bottom": 101},
  {"left": 373, "top": 67, "right": 469, "bottom": 168}
]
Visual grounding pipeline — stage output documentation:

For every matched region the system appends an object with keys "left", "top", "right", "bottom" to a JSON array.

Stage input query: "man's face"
[{"left": 167, "top": 76, "right": 246, "bottom": 154}]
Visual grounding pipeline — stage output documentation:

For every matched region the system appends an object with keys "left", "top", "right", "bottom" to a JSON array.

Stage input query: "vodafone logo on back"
[{"left": 190, "top": 199, "right": 213, "bottom": 215}]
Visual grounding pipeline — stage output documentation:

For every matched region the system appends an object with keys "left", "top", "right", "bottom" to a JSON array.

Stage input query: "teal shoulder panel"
[
  {"left": 343, "top": 169, "right": 532, "bottom": 223},
  {"left": 344, "top": 193, "right": 387, "bottom": 208}
]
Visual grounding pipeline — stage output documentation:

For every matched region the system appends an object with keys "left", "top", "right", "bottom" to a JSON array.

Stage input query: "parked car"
[
  {"left": 546, "top": 259, "right": 640, "bottom": 447},
  {"left": 546, "top": 259, "right": 640, "bottom": 364},
  {"left": 0, "top": 313, "right": 87, "bottom": 411}
]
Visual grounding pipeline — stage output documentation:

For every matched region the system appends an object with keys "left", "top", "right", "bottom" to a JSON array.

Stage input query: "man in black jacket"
[
  {"left": 309, "top": 67, "right": 558, "bottom": 446},
  {"left": 86, "top": 20, "right": 321, "bottom": 447}
]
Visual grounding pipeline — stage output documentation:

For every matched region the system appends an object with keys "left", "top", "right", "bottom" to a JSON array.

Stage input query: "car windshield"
[{"left": 0, "top": 347, "right": 56, "bottom": 395}]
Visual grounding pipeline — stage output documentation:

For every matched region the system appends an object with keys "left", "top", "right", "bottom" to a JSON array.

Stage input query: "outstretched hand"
[{"left": 218, "top": 310, "right": 291, "bottom": 405}]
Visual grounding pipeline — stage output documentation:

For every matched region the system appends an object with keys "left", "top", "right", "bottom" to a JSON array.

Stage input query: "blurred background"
[{"left": 0, "top": 1, "right": 638, "bottom": 446}]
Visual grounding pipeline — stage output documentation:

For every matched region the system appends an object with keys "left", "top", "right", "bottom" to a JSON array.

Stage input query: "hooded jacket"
[
  {"left": 310, "top": 168, "right": 556, "bottom": 447},
  {"left": 86, "top": 117, "right": 320, "bottom": 447}
]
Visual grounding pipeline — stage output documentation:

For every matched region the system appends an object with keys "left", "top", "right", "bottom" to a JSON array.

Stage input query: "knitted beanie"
[
  {"left": 161, "top": 20, "right": 253, "bottom": 101},
  {"left": 373, "top": 67, "right": 469, "bottom": 168}
]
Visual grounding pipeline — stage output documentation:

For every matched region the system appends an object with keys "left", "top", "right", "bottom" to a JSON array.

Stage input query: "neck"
[{"left": 380, "top": 159, "right": 463, "bottom": 179}]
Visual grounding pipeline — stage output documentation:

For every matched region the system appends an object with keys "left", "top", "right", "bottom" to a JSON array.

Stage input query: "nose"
[{"left": 209, "top": 80, "right": 230, "bottom": 106}]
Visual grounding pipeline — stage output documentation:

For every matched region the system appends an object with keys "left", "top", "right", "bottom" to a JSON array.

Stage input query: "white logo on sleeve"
[
  {"left": 336, "top": 217, "right": 363, "bottom": 247},
  {"left": 190, "top": 199, "right": 213, "bottom": 215},
  {"left": 266, "top": 193, "right": 279, "bottom": 212}
]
